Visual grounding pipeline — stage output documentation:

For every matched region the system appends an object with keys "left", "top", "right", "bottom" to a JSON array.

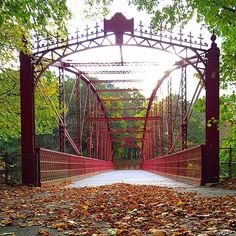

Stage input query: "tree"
[
  {"left": 0, "top": 69, "right": 59, "bottom": 153},
  {"left": 131, "top": 0, "right": 236, "bottom": 89},
  {"left": 0, "top": 0, "right": 70, "bottom": 66},
  {"left": 0, "top": 1, "right": 71, "bottom": 153}
]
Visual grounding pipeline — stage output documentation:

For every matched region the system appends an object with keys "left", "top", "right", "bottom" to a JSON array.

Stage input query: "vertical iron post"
[
  {"left": 154, "top": 105, "right": 159, "bottom": 156},
  {"left": 87, "top": 85, "right": 91, "bottom": 157},
  {"left": 20, "top": 51, "right": 39, "bottom": 186},
  {"left": 159, "top": 99, "right": 164, "bottom": 156},
  {"left": 76, "top": 75, "right": 81, "bottom": 152},
  {"left": 151, "top": 110, "right": 156, "bottom": 158},
  {"left": 167, "top": 78, "right": 173, "bottom": 153},
  {"left": 93, "top": 96, "right": 97, "bottom": 159},
  {"left": 181, "top": 65, "right": 188, "bottom": 149},
  {"left": 205, "top": 34, "right": 220, "bottom": 184},
  {"left": 58, "top": 67, "right": 66, "bottom": 152}
]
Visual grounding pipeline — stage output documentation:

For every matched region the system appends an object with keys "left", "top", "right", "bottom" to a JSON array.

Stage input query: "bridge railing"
[
  {"left": 141, "top": 145, "right": 206, "bottom": 185},
  {"left": 38, "top": 148, "right": 114, "bottom": 185}
]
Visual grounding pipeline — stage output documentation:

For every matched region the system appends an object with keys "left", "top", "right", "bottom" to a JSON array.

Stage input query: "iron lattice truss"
[
  {"left": 32, "top": 13, "right": 208, "bottom": 84},
  {"left": 30, "top": 12, "right": 211, "bottom": 161},
  {"left": 64, "top": 61, "right": 160, "bottom": 67},
  {"left": 19, "top": 12, "right": 220, "bottom": 187}
]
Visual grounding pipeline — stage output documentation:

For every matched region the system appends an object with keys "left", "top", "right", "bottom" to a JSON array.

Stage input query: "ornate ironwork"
[
  {"left": 19, "top": 12, "right": 220, "bottom": 186},
  {"left": 32, "top": 13, "right": 208, "bottom": 85},
  {"left": 58, "top": 67, "right": 66, "bottom": 152},
  {"left": 181, "top": 65, "right": 188, "bottom": 150}
]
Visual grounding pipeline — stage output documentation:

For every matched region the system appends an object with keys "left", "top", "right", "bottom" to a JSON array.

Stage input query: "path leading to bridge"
[
  {"left": 69, "top": 170, "right": 236, "bottom": 197},
  {"left": 69, "top": 170, "right": 191, "bottom": 188},
  {"left": 1, "top": 171, "right": 235, "bottom": 236}
]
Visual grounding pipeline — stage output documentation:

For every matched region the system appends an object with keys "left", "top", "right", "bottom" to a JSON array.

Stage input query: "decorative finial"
[
  {"left": 211, "top": 30, "right": 216, "bottom": 42},
  {"left": 210, "top": 30, "right": 217, "bottom": 48}
]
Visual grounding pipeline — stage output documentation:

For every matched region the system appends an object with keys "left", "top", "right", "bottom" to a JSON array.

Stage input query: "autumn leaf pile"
[
  {"left": 220, "top": 178, "right": 236, "bottom": 190},
  {"left": 0, "top": 183, "right": 236, "bottom": 235}
]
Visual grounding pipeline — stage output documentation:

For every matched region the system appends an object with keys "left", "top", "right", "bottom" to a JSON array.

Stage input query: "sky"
[{"left": 64, "top": 0, "right": 211, "bottom": 99}]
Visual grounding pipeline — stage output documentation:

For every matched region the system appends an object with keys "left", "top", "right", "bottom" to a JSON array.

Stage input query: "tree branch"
[{"left": 222, "top": 6, "right": 236, "bottom": 14}]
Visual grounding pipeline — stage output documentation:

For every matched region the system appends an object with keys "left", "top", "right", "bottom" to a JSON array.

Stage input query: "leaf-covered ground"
[{"left": 0, "top": 183, "right": 236, "bottom": 236}]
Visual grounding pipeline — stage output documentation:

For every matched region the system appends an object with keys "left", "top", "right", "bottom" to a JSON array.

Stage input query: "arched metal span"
[{"left": 20, "top": 13, "right": 220, "bottom": 186}]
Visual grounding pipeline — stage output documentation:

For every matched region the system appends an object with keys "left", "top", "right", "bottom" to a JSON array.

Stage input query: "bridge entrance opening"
[{"left": 20, "top": 13, "right": 220, "bottom": 186}]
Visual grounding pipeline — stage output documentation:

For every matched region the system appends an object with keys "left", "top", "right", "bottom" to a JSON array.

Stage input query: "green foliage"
[
  {"left": 129, "top": 0, "right": 236, "bottom": 89},
  {"left": 0, "top": 69, "right": 20, "bottom": 141},
  {"left": 0, "top": 1, "right": 70, "bottom": 153},
  {"left": 0, "top": 69, "right": 59, "bottom": 153},
  {"left": 35, "top": 72, "right": 60, "bottom": 135},
  {"left": 194, "top": 93, "right": 236, "bottom": 148},
  {"left": 220, "top": 93, "right": 236, "bottom": 147},
  {"left": 0, "top": 0, "right": 70, "bottom": 66},
  {"left": 84, "top": 0, "right": 113, "bottom": 19},
  {"left": 219, "top": 147, "right": 236, "bottom": 178}
]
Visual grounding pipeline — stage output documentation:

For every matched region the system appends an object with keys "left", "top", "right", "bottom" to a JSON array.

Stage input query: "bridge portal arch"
[{"left": 20, "top": 13, "right": 219, "bottom": 186}]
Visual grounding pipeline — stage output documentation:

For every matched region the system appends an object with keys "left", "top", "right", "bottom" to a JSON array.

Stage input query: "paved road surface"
[{"left": 69, "top": 170, "right": 191, "bottom": 188}]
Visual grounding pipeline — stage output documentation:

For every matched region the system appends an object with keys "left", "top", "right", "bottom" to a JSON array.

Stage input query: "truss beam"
[
  {"left": 58, "top": 67, "right": 66, "bottom": 152},
  {"left": 81, "top": 70, "right": 145, "bottom": 74},
  {"left": 90, "top": 79, "right": 143, "bottom": 83},
  {"left": 107, "top": 107, "right": 146, "bottom": 111},
  {"left": 181, "top": 65, "right": 188, "bottom": 150},
  {"left": 65, "top": 61, "right": 160, "bottom": 67},
  {"left": 101, "top": 97, "right": 147, "bottom": 101},
  {"left": 90, "top": 116, "right": 160, "bottom": 121},
  {"left": 100, "top": 130, "right": 150, "bottom": 134},
  {"left": 97, "top": 88, "right": 142, "bottom": 93},
  {"left": 111, "top": 138, "right": 144, "bottom": 141}
]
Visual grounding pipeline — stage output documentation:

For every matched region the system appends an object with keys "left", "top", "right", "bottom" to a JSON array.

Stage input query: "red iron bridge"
[{"left": 20, "top": 13, "right": 220, "bottom": 186}]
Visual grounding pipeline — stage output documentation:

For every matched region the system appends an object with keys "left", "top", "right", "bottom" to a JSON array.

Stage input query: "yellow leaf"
[
  {"left": 83, "top": 205, "right": 89, "bottom": 211},
  {"left": 38, "top": 229, "right": 52, "bottom": 236}
]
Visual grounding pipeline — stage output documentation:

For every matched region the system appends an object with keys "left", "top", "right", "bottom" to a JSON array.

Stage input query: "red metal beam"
[
  {"left": 100, "top": 130, "right": 151, "bottom": 134},
  {"left": 110, "top": 127, "right": 145, "bottom": 131},
  {"left": 107, "top": 107, "right": 146, "bottom": 111},
  {"left": 97, "top": 88, "right": 142, "bottom": 93},
  {"left": 90, "top": 116, "right": 160, "bottom": 121},
  {"left": 20, "top": 51, "right": 38, "bottom": 186},
  {"left": 90, "top": 79, "right": 142, "bottom": 83},
  {"left": 58, "top": 67, "right": 66, "bottom": 152},
  {"left": 205, "top": 34, "right": 220, "bottom": 184},
  {"left": 65, "top": 61, "right": 159, "bottom": 67},
  {"left": 111, "top": 137, "right": 144, "bottom": 141},
  {"left": 101, "top": 97, "right": 147, "bottom": 101},
  {"left": 82, "top": 70, "right": 145, "bottom": 74}
]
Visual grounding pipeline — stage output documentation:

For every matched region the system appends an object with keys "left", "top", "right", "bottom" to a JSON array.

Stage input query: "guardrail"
[
  {"left": 38, "top": 148, "right": 114, "bottom": 185},
  {"left": 141, "top": 145, "right": 206, "bottom": 186}
]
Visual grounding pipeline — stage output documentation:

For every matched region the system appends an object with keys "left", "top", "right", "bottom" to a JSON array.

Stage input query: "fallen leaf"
[
  {"left": 38, "top": 229, "right": 52, "bottom": 236},
  {"left": 0, "top": 218, "right": 13, "bottom": 226},
  {"left": 148, "top": 229, "right": 168, "bottom": 236}
]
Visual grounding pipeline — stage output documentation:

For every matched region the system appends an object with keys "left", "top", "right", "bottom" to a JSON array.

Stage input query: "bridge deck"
[{"left": 68, "top": 170, "right": 191, "bottom": 188}]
